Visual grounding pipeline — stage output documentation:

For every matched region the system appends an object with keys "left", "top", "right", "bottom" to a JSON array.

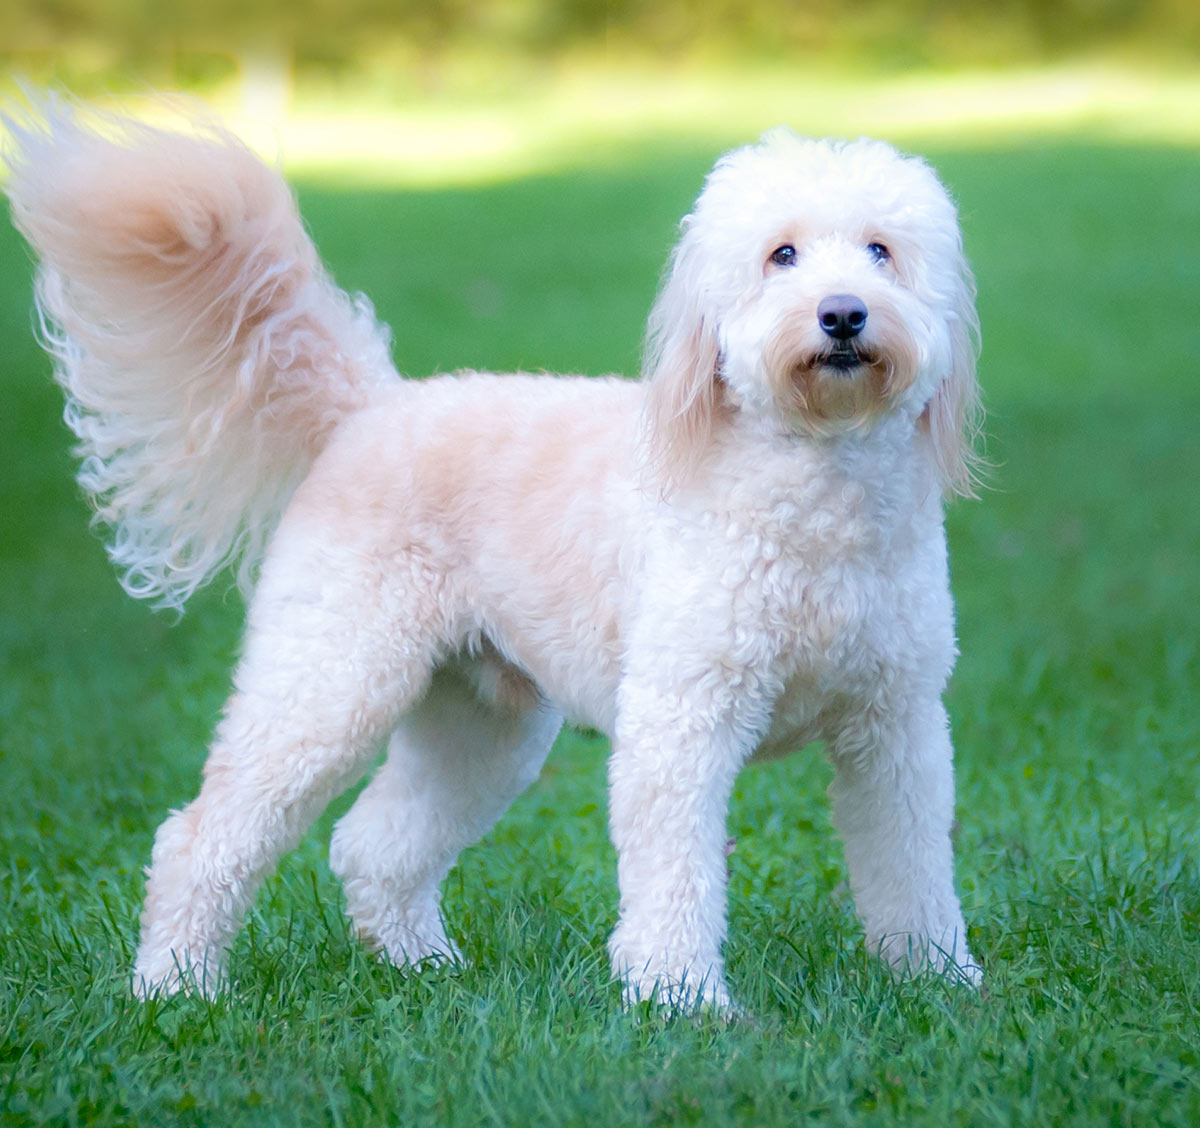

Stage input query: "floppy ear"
[
  {"left": 641, "top": 233, "right": 725, "bottom": 489},
  {"left": 922, "top": 250, "right": 983, "bottom": 498}
]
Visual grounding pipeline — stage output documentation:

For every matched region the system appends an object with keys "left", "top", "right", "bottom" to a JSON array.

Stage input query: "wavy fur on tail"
[{"left": 3, "top": 95, "right": 397, "bottom": 609}]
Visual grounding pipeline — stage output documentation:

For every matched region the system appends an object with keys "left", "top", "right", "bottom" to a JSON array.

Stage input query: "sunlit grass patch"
[
  {"left": 254, "top": 64, "right": 1200, "bottom": 185},
  {"left": 5, "top": 62, "right": 1196, "bottom": 188}
]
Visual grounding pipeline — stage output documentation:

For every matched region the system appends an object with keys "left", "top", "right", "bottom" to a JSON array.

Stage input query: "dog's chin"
[{"left": 782, "top": 348, "right": 897, "bottom": 432}]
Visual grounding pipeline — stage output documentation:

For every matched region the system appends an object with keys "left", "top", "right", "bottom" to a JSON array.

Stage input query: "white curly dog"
[{"left": 5, "top": 95, "right": 983, "bottom": 1009}]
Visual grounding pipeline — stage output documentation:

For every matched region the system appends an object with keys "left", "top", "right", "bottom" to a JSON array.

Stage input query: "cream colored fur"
[{"left": 5, "top": 96, "right": 983, "bottom": 1010}]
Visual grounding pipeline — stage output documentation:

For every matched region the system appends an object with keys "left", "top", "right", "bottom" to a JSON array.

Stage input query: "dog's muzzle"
[{"left": 816, "top": 293, "right": 871, "bottom": 374}]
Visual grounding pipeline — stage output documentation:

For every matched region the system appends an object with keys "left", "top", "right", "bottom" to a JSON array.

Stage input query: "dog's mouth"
[{"left": 815, "top": 344, "right": 875, "bottom": 375}]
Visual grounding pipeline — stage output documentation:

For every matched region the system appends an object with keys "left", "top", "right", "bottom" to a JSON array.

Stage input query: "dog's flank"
[
  {"left": 3, "top": 96, "right": 396, "bottom": 608},
  {"left": 5, "top": 95, "right": 983, "bottom": 1010}
]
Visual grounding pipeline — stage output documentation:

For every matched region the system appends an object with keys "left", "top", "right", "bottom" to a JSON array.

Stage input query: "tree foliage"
[{"left": 1, "top": 0, "right": 1197, "bottom": 82}]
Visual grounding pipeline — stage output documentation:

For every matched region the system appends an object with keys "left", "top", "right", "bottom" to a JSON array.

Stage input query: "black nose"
[{"left": 817, "top": 294, "right": 868, "bottom": 340}]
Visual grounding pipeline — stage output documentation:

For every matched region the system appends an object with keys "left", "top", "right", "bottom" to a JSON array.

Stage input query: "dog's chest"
[
  {"left": 702, "top": 488, "right": 939, "bottom": 754},
  {"left": 747, "top": 557, "right": 912, "bottom": 755}
]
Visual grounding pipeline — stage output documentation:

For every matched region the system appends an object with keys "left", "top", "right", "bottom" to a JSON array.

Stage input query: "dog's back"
[{"left": 293, "top": 369, "right": 644, "bottom": 726}]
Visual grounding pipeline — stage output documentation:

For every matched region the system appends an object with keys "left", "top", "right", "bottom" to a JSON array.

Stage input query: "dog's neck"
[
  {"left": 724, "top": 402, "right": 937, "bottom": 499},
  {"left": 649, "top": 406, "right": 943, "bottom": 571}
]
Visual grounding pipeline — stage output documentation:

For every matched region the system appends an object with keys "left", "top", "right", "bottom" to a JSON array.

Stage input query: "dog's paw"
[
  {"left": 621, "top": 975, "right": 743, "bottom": 1023},
  {"left": 628, "top": 979, "right": 739, "bottom": 1022},
  {"left": 876, "top": 929, "right": 983, "bottom": 988},
  {"left": 943, "top": 955, "right": 984, "bottom": 988},
  {"left": 131, "top": 947, "right": 225, "bottom": 1000},
  {"left": 370, "top": 920, "right": 463, "bottom": 970},
  {"left": 610, "top": 944, "right": 735, "bottom": 1016}
]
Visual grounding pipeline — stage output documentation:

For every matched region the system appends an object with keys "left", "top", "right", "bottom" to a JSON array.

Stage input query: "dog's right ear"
[{"left": 640, "top": 233, "right": 724, "bottom": 490}]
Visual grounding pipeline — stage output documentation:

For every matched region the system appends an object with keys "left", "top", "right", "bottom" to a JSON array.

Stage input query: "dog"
[{"left": 4, "top": 95, "right": 982, "bottom": 1009}]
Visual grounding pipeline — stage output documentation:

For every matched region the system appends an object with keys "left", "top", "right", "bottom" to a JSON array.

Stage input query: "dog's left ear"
[
  {"left": 921, "top": 248, "right": 982, "bottom": 498},
  {"left": 640, "top": 232, "right": 725, "bottom": 489}
]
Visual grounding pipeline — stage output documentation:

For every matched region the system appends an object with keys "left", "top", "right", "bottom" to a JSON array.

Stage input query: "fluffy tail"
[{"left": 3, "top": 94, "right": 397, "bottom": 609}]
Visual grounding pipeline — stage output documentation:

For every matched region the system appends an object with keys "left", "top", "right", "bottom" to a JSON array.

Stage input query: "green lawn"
[{"left": 2, "top": 111, "right": 1199, "bottom": 1125}]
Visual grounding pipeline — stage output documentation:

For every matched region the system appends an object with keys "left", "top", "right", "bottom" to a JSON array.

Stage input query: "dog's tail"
[{"left": 3, "top": 94, "right": 397, "bottom": 610}]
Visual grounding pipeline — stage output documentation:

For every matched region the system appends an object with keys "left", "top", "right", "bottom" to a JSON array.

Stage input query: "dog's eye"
[
  {"left": 867, "top": 242, "right": 891, "bottom": 264},
  {"left": 769, "top": 244, "right": 797, "bottom": 268}
]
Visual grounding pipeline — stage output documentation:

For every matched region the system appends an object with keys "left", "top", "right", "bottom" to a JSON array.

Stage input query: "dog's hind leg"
[
  {"left": 329, "top": 660, "right": 563, "bottom": 967},
  {"left": 131, "top": 525, "right": 448, "bottom": 998}
]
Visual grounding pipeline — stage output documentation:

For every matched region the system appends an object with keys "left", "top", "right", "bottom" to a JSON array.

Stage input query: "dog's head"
[{"left": 643, "top": 130, "right": 980, "bottom": 495}]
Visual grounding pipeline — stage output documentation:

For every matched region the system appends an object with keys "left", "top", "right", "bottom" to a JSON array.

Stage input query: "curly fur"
[{"left": 4, "top": 95, "right": 983, "bottom": 1010}]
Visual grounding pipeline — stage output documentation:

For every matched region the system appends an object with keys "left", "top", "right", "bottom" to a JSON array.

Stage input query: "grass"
[{"left": 2, "top": 75, "right": 1200, "bottom": 1125}]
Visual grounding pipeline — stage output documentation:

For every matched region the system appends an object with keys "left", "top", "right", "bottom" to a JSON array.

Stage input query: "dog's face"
[{"left": 643, "top": 131, "right": 979, "bottom": 493}]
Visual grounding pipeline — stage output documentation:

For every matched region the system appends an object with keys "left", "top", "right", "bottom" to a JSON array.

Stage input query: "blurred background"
[
  {"left": 3, "top": 0, "right": 1200, "bottom": 92},
  {"left": 1, "top": 0, "right": 1198, "bottom": 185}
]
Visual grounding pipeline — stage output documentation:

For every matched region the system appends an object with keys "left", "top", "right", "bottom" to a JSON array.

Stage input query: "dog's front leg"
[
  {"left": 828, "top": 697, "right": 981, "bottom": 984},
  {"left": 607, "top": 653, "right": 774, "bottom": 1012}
]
